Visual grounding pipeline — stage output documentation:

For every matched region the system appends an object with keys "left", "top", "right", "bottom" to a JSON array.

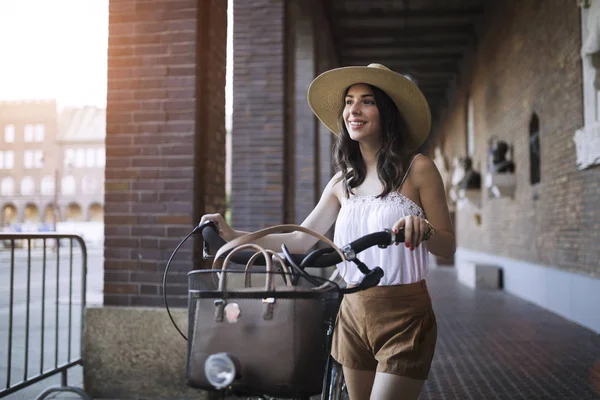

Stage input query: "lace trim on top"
[{"left": 343, "top": 191, "right": 425, "bottom": 218}]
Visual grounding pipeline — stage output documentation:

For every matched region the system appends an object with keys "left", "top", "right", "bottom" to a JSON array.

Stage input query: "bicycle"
[{"left": 163, "top": 221, "right": 405, "bottom": 400}]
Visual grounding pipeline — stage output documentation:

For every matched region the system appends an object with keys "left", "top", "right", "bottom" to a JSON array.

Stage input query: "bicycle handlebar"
[
  {"left": 164, "top": 221, "right": 406, "bottom": 340},
  {"left": 198, "top": 220, "right": 405, "bottom": 269}
]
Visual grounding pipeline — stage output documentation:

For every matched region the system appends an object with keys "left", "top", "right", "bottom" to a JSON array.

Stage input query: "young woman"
[{"left": 201, "top": 64, "right": 455, "bottom": 400}]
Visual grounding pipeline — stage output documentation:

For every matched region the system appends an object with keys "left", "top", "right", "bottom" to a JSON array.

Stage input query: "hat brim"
[{"left": 307, "top": 65, "right": 432, "bottom": 151}]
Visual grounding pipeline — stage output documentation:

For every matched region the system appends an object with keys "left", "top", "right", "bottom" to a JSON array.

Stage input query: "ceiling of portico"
[{"left": 325, "top": 0, "right": 489, "bottom": 122}]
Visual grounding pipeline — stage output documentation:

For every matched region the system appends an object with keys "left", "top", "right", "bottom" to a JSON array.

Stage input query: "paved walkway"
[
  {"left": 6, "top": 267, "right": 600, "bottom": 399},
  {"left": 421, "top": 268, "right": 600, "bottom": 400}
]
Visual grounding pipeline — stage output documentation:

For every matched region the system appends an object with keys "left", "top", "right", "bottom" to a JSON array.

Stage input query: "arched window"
[
  {"left": 529, "top": 114, "right": 541, "bottom": 185},
  {"left": 82, "top": 176, "right": 97, "bottom": 194},
  {"left": 20, "top": 176, "right": 35, "bottom": 195},
  {"left": 61, "top": 175, "right": 76, "bottom": 195},
  {"left": 1, "top": 177, "right": 15, "bottom": 196},
  {"left": 40, "top": 175, "right": 55, "bottom": 196}
]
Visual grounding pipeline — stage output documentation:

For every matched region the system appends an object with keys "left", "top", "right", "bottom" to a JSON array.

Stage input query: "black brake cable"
[
  {"left": 163, "top": 221, "right": 217, "bottom": 341},
  {"left": 281, "top": 244, "right": 323, "bottom": 287}
]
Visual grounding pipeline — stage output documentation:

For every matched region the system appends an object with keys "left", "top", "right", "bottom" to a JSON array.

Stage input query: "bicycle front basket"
[{"left": 186, "top": 269, "right": 340, "bottom": 398}]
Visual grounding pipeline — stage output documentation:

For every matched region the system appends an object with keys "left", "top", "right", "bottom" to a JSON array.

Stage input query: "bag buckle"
[
  {"left": 262, "top": 297, "right": 275, "bottom": 320},
  {"left": 214, "top": 299, "right": 225, "bottom": 322}
]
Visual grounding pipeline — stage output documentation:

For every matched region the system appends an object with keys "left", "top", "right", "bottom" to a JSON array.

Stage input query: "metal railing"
[{"left": 0, "top": 233, "right": 91, "bottom": 399}]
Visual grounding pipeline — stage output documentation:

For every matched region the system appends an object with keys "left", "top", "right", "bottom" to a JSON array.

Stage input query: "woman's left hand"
[{"left": 391, "top": 215, "right": 430, "bottom": 251}]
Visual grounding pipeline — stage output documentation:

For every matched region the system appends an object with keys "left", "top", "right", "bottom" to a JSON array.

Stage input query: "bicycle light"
[{"left": 204, "top": 353, "right": 238, "bottom": 389}]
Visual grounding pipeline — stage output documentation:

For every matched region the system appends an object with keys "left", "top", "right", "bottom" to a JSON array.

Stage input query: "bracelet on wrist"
[{"left": 423, "top": 219, "right": 435, "bottom": 241}]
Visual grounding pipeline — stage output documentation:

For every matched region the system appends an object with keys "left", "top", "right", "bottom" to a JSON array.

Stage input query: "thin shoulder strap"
[{"left": 399, "top": 154, "right": 421, "bottom": 189}]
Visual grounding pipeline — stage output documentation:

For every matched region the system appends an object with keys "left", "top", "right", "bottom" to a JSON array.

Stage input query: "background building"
[{"left": 0, "top": 100, "right": 105, "bottom": 245}]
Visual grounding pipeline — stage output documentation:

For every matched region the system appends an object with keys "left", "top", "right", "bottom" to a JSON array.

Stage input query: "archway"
[
  {"left": 1, "top": 204, "right": 18, "bottom": 226},
  {"left": 44, "top": 204, "right": 59, "bottom": 224},
  {"left": 88, "top": 203, "right": 103, "bottom": 222},
  {"left": 24, "top": 203, "right": 40, "bottom": 223},
  {"left": 65, "top": 202, "right": 83, "bottom": 221}
]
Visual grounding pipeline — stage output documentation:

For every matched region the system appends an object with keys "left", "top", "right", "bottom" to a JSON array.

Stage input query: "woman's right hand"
[{"left": 199, "top": 213, "right": 235, "bottom": 241}]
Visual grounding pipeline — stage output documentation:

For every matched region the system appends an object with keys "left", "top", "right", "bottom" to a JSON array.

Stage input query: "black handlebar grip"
[
  {"left": 199, "top": 220, "right": 306, "bottom": 266},
  {"left": 200, "top": 221, "right": 225, "bottom": 247},
  {"left": 392, "top": 228, "right": 405, "bottom": 245}
]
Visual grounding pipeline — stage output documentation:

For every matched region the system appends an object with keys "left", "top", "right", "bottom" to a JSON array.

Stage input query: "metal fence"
[{"left": 0, "top": 233, "right": 91, "bottom": 399}]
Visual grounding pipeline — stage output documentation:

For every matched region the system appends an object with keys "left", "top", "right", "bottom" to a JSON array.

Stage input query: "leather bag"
[{"left": 185, "top": 224, "right": 345, "bottom": 397}]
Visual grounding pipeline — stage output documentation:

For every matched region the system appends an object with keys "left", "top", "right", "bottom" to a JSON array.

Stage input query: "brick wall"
[
  {"left": 435, "top": 0, "right": 599, "bottom": 277},
  {"left": 104, "top": 0, "right": 227, "bottom": 307}
]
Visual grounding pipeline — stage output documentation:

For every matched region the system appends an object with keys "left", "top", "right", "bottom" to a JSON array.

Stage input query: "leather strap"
[
  {"left": 244, "top": 249, "right": 292, "bottom": 288},
  {"left": 218, "top": 243, "right": 275, "bottom": 292}
]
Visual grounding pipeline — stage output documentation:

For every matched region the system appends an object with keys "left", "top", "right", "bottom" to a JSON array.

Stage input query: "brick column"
[
  {"left": 314, "top": 1, "right": 339, "bottom": 192},
  {"left": 232, "top": 0, "right": 339, "bottom": 230},
  {"left": 292, "top": 0, "right": 318, "bottom": 223},
  {"left": 231, "top": 0, "right": 287, "bottom": 231},
  {"left": 104, "top": 0, "right": 227, "bottom": 307}
]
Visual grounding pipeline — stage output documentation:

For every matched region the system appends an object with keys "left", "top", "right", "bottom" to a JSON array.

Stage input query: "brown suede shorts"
[{"left": 331, "top": 280, "right": 437, "bottom": 380}]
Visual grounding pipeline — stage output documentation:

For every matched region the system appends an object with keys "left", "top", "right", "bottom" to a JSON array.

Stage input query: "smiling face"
[{"left": 342, "top": 83, "right": 382, "bottom": 145}]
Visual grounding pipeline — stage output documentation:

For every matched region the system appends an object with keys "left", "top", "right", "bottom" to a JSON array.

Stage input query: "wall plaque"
[{"left": 574, "top": 123, "right": 600, "bottom": 169}]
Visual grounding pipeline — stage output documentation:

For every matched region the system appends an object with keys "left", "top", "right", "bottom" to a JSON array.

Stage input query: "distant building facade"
[{"left": 0, "top": 100, "right": 105, "bottom": 231}]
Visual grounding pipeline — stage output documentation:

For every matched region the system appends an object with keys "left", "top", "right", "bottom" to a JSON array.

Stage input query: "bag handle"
[
  {"left": 215, "top": 243, "right": 283, "bottom": 322},
  {"left": 244, "top": 249, "right": 292, "bottom": 288},
  {"left": 212, "top": 224, "right": 347, "bottom": 280},
  {"left": 218, "top": 243, "right": 276, "bottom": 292}
]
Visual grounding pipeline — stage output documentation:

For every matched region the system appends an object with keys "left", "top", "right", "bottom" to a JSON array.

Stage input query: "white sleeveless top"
[{"left": 333, "top": 156, "right": 429, "bottom": 286}]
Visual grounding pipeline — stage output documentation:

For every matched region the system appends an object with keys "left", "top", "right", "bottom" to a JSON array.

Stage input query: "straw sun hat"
[{"left": 307, "top": 63, "right": 432, "bottom": 151}]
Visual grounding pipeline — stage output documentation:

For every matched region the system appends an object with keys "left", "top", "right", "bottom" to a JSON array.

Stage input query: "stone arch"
[
  {"left": 24, "top": 203, "right": 40, "bottom": 223},
  {"left": 65, "top": 202, "right": 83, "bottom": 221},
  {"left": 88, "top": 202, "right": 103, "bottom": 222},
  {"left": 44, "top": 203, "right": 60, "bottom": 224},
  {"left": 1, "top": 204, "right": 18, "bottom": 226}
]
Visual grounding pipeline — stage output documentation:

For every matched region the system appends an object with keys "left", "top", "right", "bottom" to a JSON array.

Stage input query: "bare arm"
[
  {"left": 201, "top": 174, "right": 342, "bottom": 253},
  {"left": 413, "top": 156, "right": 456, "bottom": 258}
]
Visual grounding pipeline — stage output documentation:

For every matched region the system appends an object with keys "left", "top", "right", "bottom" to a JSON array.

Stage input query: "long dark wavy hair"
[{"left": 334, "top": 84, "right": 414, "bottom": 198}]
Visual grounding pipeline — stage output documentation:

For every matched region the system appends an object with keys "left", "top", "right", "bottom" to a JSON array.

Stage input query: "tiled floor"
[{"left": 420, "top": 268, "right": 600, "bottom": 400}]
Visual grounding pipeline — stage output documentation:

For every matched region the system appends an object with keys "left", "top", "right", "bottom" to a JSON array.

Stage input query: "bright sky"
[
  {"left": 0, "top": 0, "right": 234, "bottom": 112},
  {"left": 0, "top": 0, "right": 109, "bottom": 107}
]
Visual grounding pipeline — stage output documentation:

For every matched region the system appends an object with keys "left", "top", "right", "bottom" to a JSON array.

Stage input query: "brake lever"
[
  {"left": 360, "top": 267, "right": 384, "bottom": 288},
  {"left": 341, "top": 267, "right": 384, "bottom": 294}
]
